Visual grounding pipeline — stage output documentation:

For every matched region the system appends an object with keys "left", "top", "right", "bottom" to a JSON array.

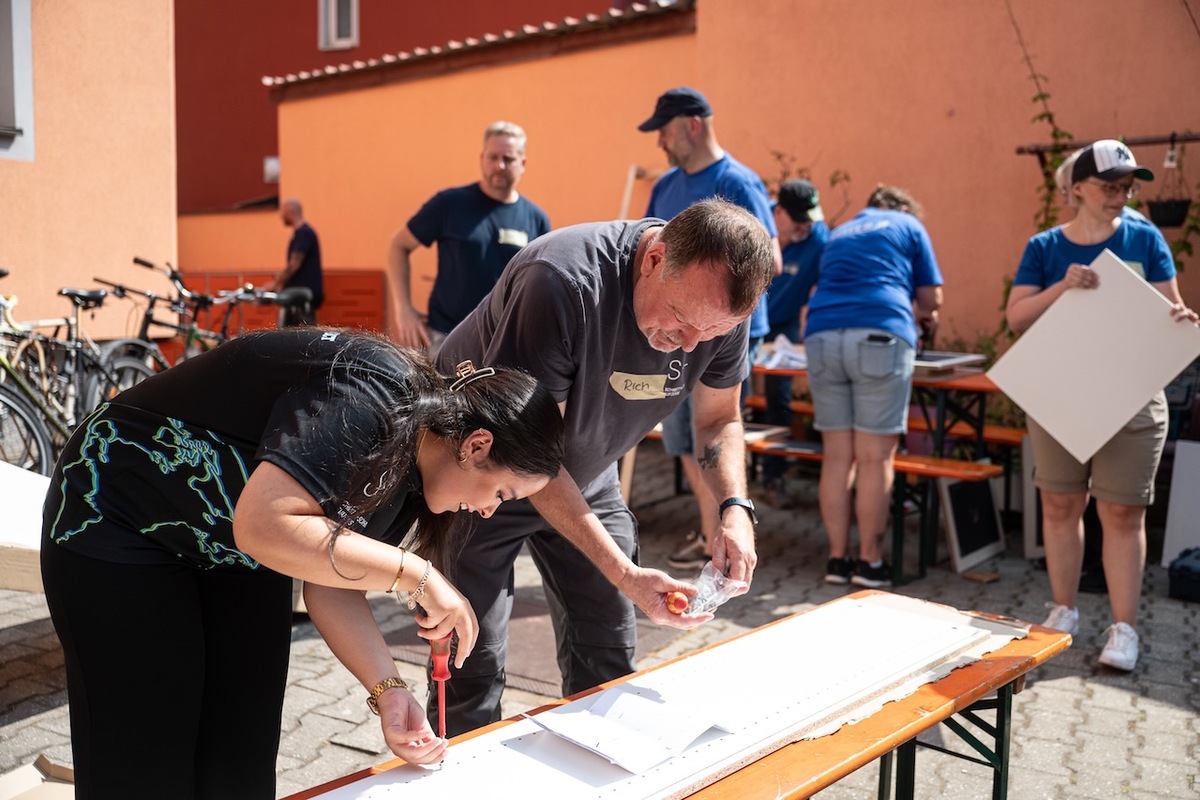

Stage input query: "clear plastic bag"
[{"left": 682, "top": 562, "right": 748, "bottom": 614}]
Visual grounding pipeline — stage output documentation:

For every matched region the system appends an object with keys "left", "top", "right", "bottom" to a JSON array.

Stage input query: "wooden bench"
[
  {"left": 745, "top": 393, "right": 1025, "bottom": 515},
  {"left": 618, "top": 423, "right": 787, "bottom": 505},
  {"left": 744, "top": 394, "right": 813, "bottom": 418},
  {"left": 746, "top": 435, "right": 1003, "bottom": 584},
  {"left": 745, "top": 394, "right": 1025, "bottom": 448}
]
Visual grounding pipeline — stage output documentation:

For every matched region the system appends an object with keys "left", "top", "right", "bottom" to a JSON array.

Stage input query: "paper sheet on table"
[
  {"left": 988, "top": 249, "right": 1200, "bottom": 463},
  {"left": 522, "top": 680, "right": 735, "bottom": 774},
  {"left": 762, "top": 334, "right": 806, "bottom": 369}
]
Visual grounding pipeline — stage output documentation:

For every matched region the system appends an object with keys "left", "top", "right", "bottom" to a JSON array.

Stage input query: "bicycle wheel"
[
  {"left": 84, "top": 355, "right": 156, "bottom": 412},
  {"left": 100, "top": 337, "right": 170, "bottom": 373},
  {"left": 0, "top": 381, "right": 55, "bottom": 475}
]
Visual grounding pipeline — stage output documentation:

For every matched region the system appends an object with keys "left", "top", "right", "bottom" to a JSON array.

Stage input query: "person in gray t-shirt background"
[{"left": 434, "top": 198, "right": 774, "bottom": 736}]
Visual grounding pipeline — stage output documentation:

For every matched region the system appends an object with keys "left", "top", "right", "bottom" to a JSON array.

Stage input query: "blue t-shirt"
[
  {"left": 645, "top": 155, "right": 777, "bottom": 337},
  {"left": 1014, "top": 217, "right": 1175, "bottom": 288},
  {"left": 767, "top": 220, "right": 827, "bottom": 329},
  {"left": 804, "top": 207, "right": 943, "bottom": 349},
  {"left": 407, "top": 183, "right": 551, "bottom": 333}
]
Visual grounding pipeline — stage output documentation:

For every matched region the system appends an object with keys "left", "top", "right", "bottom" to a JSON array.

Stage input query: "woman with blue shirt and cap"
[{"left": 1007, "top": 139, "right": 1198, "bottom": 671}]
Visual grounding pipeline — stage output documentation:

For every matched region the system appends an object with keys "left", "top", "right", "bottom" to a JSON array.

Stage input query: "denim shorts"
[
  {"left": 806, "top": 328, "right": 915, "bottom": 435},
  {"left": 659, "top": 395, "right": 694, "bottom": 456}
]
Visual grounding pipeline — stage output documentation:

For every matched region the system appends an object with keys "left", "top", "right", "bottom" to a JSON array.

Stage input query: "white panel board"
[
  {"left": 1162, "top": 439, "right": 1200, "bottom": 566},
  {"left": 305, "top": 594, "right": 1024, "bottom": 800},
  {"left": 988, "top": 249, "right": 1200, "bottom": 463},
  {"left": 0, "top": 461, "right": 51, "bottom": 593}
]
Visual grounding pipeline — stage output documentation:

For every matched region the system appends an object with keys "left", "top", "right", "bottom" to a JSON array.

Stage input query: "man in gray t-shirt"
[{"left": 435, "top": 199, "right": 774, "bottom": 735}]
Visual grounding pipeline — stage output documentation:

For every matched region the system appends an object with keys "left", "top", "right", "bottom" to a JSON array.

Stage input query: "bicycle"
[
  {"left": 0, "top": 270, "right": 155, "bottom": 473},
  {"left": 99, "top": 257, "right": 312, "bottom": 368}
]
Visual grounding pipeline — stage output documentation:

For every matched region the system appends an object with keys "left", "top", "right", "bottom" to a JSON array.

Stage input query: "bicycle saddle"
[{"left": 59, "top": 287, "right": 108, "bottom": 310}]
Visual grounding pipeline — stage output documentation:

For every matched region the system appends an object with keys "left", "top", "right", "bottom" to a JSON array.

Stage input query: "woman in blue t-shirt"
[
  {"left": 804, "top": 186, "right": 944, "bottom": 589},
  {"left": 1007, "top": 140, "right": 1198, "bottom": 672}
]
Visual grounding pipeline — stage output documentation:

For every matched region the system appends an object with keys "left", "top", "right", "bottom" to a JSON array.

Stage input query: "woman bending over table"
[{"left": 40, "top": 328, "right": 564, "bottom": 799}]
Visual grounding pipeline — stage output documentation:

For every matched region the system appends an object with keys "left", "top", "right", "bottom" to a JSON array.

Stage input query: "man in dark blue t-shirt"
[
  {"left": 273, "top": 198, "right": 323, "bottom": 326},
  {"left": 387, "top": 121, "right": 550, "bottom": 353}
]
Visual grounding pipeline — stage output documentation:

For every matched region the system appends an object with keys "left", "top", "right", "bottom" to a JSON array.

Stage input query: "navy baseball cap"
[{"left": 637, "top": 87, "right": 713, "bottom": 132}]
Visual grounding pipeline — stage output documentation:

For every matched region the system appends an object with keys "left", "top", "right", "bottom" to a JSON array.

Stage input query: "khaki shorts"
[{"left": 1027, "top": 391, "right": 1167, "bottom": 507}]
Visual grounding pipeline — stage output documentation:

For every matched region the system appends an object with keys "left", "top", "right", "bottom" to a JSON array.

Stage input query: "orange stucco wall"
[
  {"left": 178, "top": 210, "right": 284, "bottom": 272},
  {"left": 696, "top": 0, "right": 1200, "bottom": 343},
  {"left": 266, "top": 31, "right": 694, "bottom": 313},
  {"left": 0, "top": 0, "right": 177, "bottom": 340},
  {"left": 193, "top": 0, "right": 1199, "bottom": 341}
]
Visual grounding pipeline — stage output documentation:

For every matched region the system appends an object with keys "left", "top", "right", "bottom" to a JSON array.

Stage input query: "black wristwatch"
[{"left": 719, "top": 496, "right": 758, "bottom": 526}]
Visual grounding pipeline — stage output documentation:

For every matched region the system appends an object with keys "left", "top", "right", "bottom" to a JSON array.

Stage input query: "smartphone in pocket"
[{"left": 866, "top": 333, "right": 895, "bottom": 344}]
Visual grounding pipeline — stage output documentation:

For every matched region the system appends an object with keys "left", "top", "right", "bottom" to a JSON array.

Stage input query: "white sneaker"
[
  {"left": 1098, "top": 622, "right": 1139, "bottom": 671},
  {"left": 1042, "top": 603, "right": 1079, "bottom": 636}
]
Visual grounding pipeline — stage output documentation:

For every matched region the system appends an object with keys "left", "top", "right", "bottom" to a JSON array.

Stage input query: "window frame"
[
  {"left": 318, "top": 0, "right": 359, "bottom": 52},
  {"left": 0, "top": 0, "right": 34, "bottom": 161}
]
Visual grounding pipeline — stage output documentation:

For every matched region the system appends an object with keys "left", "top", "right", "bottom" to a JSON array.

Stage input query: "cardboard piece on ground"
[
  {"left": 0, "top": 461, "right": 51, "bottom": 593},
  {"left": 0, "top": 755, "right": 74, "bottom": 800},
  {"left": 1162, "top": 439, "right": 1200, "bottom": 566},
  {"left": 987, "top": 249, "right": 1200, "bottom": 463}
]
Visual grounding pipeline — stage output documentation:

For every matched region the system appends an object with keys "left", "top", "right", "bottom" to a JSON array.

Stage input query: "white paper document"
[
  {"left": 522, "top": 682, "right": 734, "bottom": 774},
  {"left": 761, "top": 334, "right": 806, "bottom": 369},
  {"left": 988, "top": 249, "right": 1200, "bottom": 462}
]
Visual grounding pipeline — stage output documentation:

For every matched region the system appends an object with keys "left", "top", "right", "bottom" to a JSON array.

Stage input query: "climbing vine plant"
[{"left": 1006, "top": 0, "right": 1073, "bottom": 234}]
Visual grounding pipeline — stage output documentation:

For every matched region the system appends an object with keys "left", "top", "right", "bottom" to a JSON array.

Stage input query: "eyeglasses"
[{"left": 1086, "top": 179, "right": 1139, "bottom": 199}]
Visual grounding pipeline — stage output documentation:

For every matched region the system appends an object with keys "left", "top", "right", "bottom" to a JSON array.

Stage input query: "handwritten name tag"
[{"left": 497, "top": 228, "right": 529, "bottom": 247}]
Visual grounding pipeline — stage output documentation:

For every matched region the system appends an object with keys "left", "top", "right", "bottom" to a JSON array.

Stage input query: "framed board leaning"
[{"left": 939, "top": 471, "right": 1006, "bottom": 573}]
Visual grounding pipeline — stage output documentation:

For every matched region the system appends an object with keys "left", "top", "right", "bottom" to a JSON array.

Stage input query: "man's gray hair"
[{"left": 484, "top": 121, "right": 527, "bottom": 152}]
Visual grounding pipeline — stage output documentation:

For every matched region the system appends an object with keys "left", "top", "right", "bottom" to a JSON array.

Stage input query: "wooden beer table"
[{"left": 284, "top": 592, "right": 1070, "bottom": 800}]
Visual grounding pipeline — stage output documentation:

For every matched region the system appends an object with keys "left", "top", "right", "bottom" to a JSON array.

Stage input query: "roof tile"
[{"left": 263, "top": 0, "right": 692, "bottom": 88}]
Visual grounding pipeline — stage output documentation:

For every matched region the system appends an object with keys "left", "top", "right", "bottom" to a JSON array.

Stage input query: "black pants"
[
  {"left": 430, "top": 474, "right": 639, "bottom": 736},
  {"left": 41, "top": 541, "right": 294, "bottom": 800}
]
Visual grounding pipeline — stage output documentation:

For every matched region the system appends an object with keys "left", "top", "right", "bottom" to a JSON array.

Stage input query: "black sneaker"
[
  {"left": 824, "top": 556, "right": 855, "bottom": 585},
  {"left": 851, "top": 560, "right": 893, "bottom": 588}
]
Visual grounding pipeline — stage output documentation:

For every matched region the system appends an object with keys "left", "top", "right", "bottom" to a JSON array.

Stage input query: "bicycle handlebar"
[{"left": 132, "top": 256, "right": 206, "bottom": 305}]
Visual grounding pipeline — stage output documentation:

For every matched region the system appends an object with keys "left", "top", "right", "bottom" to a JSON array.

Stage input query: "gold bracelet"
[
  {"left": 366, "top": 676, "right": 409, "bottom": 715},
  {"left": 406, "top": 560, "right": 432, "bottom": 611},
  {"left": 387, "top": 548, "right": 407, "bottom": 594}
]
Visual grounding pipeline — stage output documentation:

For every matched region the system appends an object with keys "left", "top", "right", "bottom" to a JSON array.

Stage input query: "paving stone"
[{"left": 2, "top": 442, "right": 1199, "bottom": 798}]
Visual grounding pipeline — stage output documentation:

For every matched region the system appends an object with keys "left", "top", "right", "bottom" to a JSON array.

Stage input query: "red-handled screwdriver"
[{"left": 430, "top": 635, "right": 452, "bottom": 739}]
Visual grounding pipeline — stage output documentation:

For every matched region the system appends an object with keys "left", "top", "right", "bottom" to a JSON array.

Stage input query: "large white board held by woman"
[{"left": 988, "top": 249, "right": 1200, "bottom": 463}]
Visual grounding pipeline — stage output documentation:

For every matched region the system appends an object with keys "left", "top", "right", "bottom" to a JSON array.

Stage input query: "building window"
[
  {"left": 319, "top": 0, "right": 358, "bottom": 51},
  {"left": 0, "top": 0, "right": 33, "bottom": 161}
]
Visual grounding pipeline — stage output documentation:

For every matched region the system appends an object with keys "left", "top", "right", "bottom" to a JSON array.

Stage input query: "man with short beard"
[{"left": 386, "top": 121, "right": 550, "bottom": 354}]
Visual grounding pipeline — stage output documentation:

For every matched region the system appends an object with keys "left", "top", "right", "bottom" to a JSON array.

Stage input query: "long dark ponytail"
[{"left": 327, "top": 334, "right": 563, "bottom": 575}]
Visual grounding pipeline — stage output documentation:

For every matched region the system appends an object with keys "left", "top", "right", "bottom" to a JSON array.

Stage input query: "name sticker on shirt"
[
  {"left": 610, "top": 371, "right": 669, "bottom": 400},
  {"left": 497, "top": 228, "right": 529, "bottom": 247}
]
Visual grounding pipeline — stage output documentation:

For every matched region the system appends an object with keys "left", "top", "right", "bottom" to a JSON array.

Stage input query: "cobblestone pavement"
[{"left": 1, "top": 442, "right": 1197, "bottom": 798}]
